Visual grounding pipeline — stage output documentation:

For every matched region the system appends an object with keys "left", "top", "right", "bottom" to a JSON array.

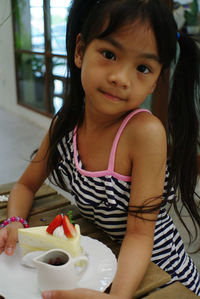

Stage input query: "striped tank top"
[{"left": 57, "top": 108, "right": 200, "bottom": 295}]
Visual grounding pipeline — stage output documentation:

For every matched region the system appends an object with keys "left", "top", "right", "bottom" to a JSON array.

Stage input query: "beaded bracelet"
[{"left": 0, "top": 216, "right": 29, "bottom": 229}]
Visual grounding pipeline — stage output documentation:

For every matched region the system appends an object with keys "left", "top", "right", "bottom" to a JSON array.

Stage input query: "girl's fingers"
[
  {"left": 0, "top": 222, "right": 22, "bottom": 255},
  {"left": 0, "top": 246, "right": 5, "bottom": 255},
  {"left": 5, "top": 239, "right": 17, "bottom": 256},
  {"left": 0, "top": 228, "right": 8, "bottom": 255},
  {"left": 4, "top": 226, "right": 18, "bottom": 256},
  {"left": 4, "top": 244, "right": 16, "bottom": 256},
  {"left": 42, "top": 290, "right": 68, "bottom": 299},
  {"left": 42, "top": 289, "right": 112, "bottom": 299},
  {"left": 0, "top": 228, "right": 8, "bottom": 246}
]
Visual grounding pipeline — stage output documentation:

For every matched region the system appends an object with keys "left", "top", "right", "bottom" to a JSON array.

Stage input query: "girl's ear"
[{"left": 74, "top": 34, "right": 85, "bottom": 68}]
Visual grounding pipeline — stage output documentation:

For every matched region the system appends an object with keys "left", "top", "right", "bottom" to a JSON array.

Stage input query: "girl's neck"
[{"left": 80, "top": 104, "right": 128, "bottom": 134}]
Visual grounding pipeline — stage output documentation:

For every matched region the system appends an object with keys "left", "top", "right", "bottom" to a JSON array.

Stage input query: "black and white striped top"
[{"left": 57, "top": 109, "right": 200, "bottom": 295}]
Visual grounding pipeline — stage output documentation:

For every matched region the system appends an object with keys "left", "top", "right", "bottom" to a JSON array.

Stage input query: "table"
[
  {"left": 145, "top": 282, "right": 199, "bottom": 298},
  {"left": 0, "top": 182, "right": 172, "bottom": 298}
]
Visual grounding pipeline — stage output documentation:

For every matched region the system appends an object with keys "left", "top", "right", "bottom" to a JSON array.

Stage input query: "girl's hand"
[
  {"left": 0, "top": 222, "right": 23, "bottom": 255},
  {"left": 42, "top": 289, "right": 122, "bottom": 299}
]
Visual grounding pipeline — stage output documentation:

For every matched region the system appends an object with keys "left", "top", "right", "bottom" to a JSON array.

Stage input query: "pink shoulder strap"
[{"left": 108, "top": 108, "right": 151, "bottom": 171}]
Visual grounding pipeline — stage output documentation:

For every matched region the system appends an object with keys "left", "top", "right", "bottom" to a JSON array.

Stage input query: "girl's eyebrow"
[
  {"left": 138, "top": 53, "right": 160, "bottom": 63},
  {"left": 100, "top": 36, "right": 160, "bottom": 63},
  {"left": 101, "top": 36, "right": 123, "bottom": 50}
]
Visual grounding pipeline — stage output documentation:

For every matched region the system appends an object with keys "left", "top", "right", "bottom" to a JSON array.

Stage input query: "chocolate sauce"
[{"left": 48, "top": 257, "right": 66, "bottom": 266}]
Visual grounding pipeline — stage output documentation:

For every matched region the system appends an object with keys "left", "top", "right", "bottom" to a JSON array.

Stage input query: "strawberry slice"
[
  {"left": 63, "top": 215, "right": 76, "bottom": 238},
  {"left": 46, "top": 214, "right": 63, "bottom": 234}
]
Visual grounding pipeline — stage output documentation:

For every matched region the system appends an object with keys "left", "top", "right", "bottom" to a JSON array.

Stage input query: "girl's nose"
[{"left": 108, "top": 66, "right": 131, "bottom": 89}]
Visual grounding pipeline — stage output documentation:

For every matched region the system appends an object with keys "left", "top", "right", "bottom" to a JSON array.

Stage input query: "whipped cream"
[{"left": 53, "top": 225, "right": 68, "bottom": 239}]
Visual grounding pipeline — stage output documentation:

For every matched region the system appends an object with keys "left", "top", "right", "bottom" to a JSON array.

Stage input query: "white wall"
[{"left": 0, "top": 0, "right": 51, "bottom": 130}]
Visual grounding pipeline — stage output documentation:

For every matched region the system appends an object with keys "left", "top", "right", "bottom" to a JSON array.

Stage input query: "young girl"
[{"left": 1, "top": 0, "right": 200, "bottom": 298}]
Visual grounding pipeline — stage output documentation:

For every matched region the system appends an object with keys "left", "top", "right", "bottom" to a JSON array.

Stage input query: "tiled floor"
[
  {"left": 0, "top": 108, "right": 46, "bottom": 184},
  {"left": 0, "top": 106, "right": 200, "bottom": 270}
]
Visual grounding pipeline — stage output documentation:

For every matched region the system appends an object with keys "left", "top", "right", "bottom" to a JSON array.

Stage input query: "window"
[
  {"left": 12, "top": 0, "right": 71, "bottom": 116},
  {"left": 173, "top": 0, "right": 200, "bottom": 35}
]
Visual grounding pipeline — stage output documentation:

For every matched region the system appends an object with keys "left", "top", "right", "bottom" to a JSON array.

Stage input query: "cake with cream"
[{"left": 18, "top": 214, "right": 82, "bottom": 257}]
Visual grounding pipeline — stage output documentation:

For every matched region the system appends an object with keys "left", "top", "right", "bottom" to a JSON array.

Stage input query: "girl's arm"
[
  {"left": 110, "top": 113, "right": 167, "bottom": 298},
  {"left": 0, "top": 131, "right": 50, "bottom": 255},
  {"left": 7, "top": 131, "right": 50, "bottom": 218}
]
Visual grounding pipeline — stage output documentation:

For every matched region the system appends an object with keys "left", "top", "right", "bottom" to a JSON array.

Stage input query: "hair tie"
[{"left": 177, "top": 32, "right": 180, "bottom": 40}]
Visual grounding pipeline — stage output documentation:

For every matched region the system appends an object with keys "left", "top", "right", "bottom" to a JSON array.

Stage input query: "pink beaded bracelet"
[{"left": 0, "top": 216, "right": 29, "bottom": 229}]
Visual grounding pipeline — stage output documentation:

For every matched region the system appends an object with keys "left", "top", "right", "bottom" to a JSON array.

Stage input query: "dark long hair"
[
  {"left": 168, "top": 33, "right": 200, "bottom": 241},
  {"left": 47, "top": 0, "right": 200, "bottom": 240}
]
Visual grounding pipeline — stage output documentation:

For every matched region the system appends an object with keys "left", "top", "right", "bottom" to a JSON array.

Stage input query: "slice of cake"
[{"left": 18, "top": 214, "right": 82, "bottom": 257}]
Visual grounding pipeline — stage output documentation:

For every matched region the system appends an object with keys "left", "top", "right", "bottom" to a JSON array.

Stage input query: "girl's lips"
[{"left": 101, "top": 90, "right": 125, "bottom": 102}]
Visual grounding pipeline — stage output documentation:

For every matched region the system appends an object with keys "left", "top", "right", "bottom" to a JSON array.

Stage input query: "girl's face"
[{"left": 75, "top": 21, "right": 162, "bottom": 118}]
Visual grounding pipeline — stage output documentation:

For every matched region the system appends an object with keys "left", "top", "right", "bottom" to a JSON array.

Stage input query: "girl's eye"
[
  {"left": 137, "top": 65, "right": 150, "bottom": 74},
  {"left": 102, "top": 50, "right": 116, "bottom": 60}
]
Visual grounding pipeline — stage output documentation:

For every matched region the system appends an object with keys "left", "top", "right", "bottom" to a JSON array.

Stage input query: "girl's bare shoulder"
[{"left": 124, "top": 111, "right": 167, "bottom": 157}]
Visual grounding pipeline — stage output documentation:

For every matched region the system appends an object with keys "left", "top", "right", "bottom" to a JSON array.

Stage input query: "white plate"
[{"left": 0, "top": 236, "right": 117, "bottom": 299}]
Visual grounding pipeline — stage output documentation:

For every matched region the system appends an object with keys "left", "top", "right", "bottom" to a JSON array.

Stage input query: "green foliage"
[
  {"left": 184, "top": 0, "right": 199, "bottom": 26},
  {"left": 14, "top": 0, "right": 32, "bottom": 50},
  {"left": 67, "top": 210, "right": 75, "bottom": 224}
]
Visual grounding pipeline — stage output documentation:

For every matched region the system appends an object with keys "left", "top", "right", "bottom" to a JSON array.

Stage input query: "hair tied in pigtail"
[{"left": 177, "top": 32, "right": 180, "bottom": 40}]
